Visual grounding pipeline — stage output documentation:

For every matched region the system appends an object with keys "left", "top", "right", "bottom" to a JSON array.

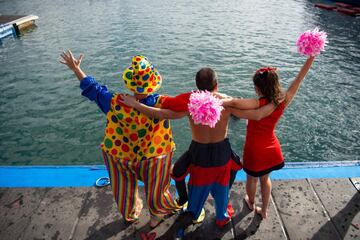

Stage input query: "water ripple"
[{"left": 0, "top": 0, "right": 359, "bottom": 164}]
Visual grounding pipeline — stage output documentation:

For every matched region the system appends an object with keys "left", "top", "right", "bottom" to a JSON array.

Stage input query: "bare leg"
[
  {"left": 256, "top": 174, "right": 271, "bottom": 219},
  {"left": 134, "top": 196, "right": 143, "bottom": 219},
  {"left": 245, "top": 174, "right": 257, "bottom": 210}
]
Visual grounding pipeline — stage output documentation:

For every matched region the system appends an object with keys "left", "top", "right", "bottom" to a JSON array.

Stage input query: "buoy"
[{"left": 315, "top": 3, "right": 336, "bottom": 10}]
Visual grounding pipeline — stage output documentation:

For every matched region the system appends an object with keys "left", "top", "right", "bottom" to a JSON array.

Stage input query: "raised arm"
[
  {"left": 229, "top": 102, "right": 277, "bottom": 120},
  {"left": 119, "top": 94, "right": 188, "bottom": 120},
  {"left": 284, "top": 56, "right": 315, "bottom": 108},
  {"left": 59, "top": 50, "right": 113, "bottom": 114},
  {"left": 60, "top": 50, "right": 86, "bottom": 81}
]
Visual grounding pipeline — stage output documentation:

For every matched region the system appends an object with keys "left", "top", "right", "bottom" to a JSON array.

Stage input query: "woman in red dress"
[{"left": 223, "top": 56, "right": 315, "bottom": 219}]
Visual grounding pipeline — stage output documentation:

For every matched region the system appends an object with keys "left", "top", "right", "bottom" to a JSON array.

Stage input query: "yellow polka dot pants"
[{"left": 102, "top": 150, "right": 179, "bottom": 222}]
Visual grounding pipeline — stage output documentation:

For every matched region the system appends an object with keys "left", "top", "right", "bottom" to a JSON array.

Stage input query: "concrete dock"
[{"left": 0, "top": 178, "right": 359, "bottom": 239}]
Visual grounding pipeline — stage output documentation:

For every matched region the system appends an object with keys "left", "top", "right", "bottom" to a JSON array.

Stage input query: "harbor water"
[{"left": 0, "top": 0, "right": 359, "bottom": 165}]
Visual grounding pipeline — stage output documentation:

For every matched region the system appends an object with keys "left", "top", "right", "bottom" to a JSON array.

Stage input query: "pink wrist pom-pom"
[
  {"left": 296, "top": 27, "right": 328, "bottom": 56},
  {"left": 188, "top": 91, "right": 224, "bottom": 128}
]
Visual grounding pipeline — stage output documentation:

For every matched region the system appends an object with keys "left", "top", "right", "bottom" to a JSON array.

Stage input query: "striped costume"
[{"left": 80, "top": 76, "right": 178, "bottom": 222}]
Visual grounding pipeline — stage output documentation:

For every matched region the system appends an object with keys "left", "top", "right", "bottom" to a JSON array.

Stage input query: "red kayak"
[
  {"left": 336, "top": 7, "right": 360, "bottom": 16},
  {"left": 352, "top": 7, "right": 360, "bottom": 13},
  {"left": 314, "top": 3, "right": 336, "bottom": 10},
  {"left": 335, "top": 2, "right": 353, "bottom": 8}
]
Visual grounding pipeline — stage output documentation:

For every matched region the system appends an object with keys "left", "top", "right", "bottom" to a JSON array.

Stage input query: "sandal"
[
  {"left": 182, "top": 202, "right": 205, "bottom": 224},
  {"left": 193, "top": 208, "right": 205, "bottom": 224},
  {"left": 175, "top": 198, "right": 187, "bottom": 210}
]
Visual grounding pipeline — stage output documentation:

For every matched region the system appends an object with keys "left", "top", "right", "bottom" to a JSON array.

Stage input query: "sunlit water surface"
[{"left": 0, "top": 0, "right": 359, "bottom": 165}]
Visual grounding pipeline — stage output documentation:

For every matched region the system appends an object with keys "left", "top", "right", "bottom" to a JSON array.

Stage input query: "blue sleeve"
[
  {"left": 140, "top": 93, "right": 159, "bottom": 107},
  {"left": 80, "top": 76, "right": 113, "bottom": 114}
]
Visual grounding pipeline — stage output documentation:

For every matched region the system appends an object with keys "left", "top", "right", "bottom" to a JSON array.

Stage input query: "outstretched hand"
[
  {"left": 213, "top": 92, "right": 233, "bottom": 107},
  {"left": 59, "top": 50, "right": 84, "bottom": 71},
  {"left": 212, "top": 92, "right": 231, "bottom": 100},
  {"left": 59, "top": 50, "right": 86, "bottom": 81},
  {"left": 118, "top": 94, "right": 139, "bottom": 107}
]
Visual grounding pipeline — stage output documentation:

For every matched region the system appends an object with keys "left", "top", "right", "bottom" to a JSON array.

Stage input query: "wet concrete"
[{"left": 0, "top": 178, "right": 359, "bottom": 239}]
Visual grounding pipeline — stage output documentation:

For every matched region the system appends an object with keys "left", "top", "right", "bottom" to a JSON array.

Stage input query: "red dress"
[{"left": 243, "top": 97, "right": 285, "bottom": 177}]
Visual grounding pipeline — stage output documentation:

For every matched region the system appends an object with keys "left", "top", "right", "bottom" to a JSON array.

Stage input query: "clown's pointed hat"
[{"left": 122, "top": 55, "right": 162, "bottom": 94}]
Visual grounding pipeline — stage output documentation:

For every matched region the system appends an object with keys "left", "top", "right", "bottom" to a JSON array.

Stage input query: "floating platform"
[{"left": 0, "top": 15, "right": 38, "bottom": 40}]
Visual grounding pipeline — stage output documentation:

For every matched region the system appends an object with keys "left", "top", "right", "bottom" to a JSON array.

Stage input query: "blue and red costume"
[{"left": 161, "top": 93, "right": 242, "bottom": 226}]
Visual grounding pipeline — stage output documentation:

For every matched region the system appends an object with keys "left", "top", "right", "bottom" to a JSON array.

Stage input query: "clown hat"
[{"left": 122, "top": 55, "right": 162, "bottom": 94}]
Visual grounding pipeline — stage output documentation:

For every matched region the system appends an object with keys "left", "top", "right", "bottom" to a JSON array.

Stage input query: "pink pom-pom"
[
  {"left": 296, "top": 28, "right": 328, "bottom": 56},
  {"left": 188, "top": 91, "right": 224, "bottom": 128}
]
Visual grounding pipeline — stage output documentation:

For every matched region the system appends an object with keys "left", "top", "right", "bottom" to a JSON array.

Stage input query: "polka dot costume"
[
  {"left": 100, "top": 94, "right": 175, "bottom": 161},
  {"left": 122, "top": 55, "right": 162, "bottom": 94}
]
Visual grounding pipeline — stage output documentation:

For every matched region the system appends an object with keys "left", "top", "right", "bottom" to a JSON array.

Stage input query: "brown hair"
[
  {"left": 253, "top": 67, "right": 282, "bottom": 105},
  {"left": 195, "top": 68, "right": 218, "bottom": 91}
]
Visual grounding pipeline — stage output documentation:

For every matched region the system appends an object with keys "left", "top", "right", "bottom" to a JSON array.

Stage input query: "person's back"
[
  {"left": 190, "top": 107, "right": 231, "bottom": 143},
  {"left": 189, "top": 67, "right": 232, "bottom": 144},
  {"left": 177, "top": 68, "right": 239, "bottom": 227},
  {"left": 243, "top": 97, "right": 285, "bottom": 178}
]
